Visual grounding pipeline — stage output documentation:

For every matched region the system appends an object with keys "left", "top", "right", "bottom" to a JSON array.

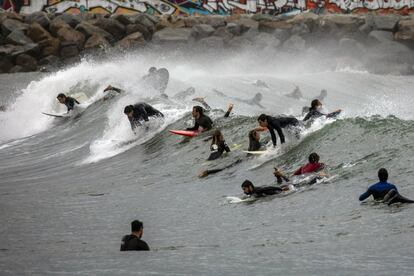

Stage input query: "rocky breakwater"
[{"left": 1, "top": 11, "right": 414, "bottom": 75}]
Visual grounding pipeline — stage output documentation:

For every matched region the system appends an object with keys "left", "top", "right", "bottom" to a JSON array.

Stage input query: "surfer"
[
  {"left": 241, "top": 180, "right": 290, "bottom": 198},
  {"left": 142, "top": 66, "right": 169, "bottom": 96},
  {"left": 212, "top": 89, "right": 264, "bottom": 108},
  {"left": 124, "top": 103, "right": 164, "bottom": 132},
  {"left": 120, "top": 220, "right": 150, "bottom": 251},
  {"left": 56, "top": 93, "right": 79, "bottom": 113},
  {"left": 256, "top": 114, "right": 300, "bottom": 147},
  {"left": 303, "top": 99, "right": 342, "bottom": 122},
  {"left": 359, "top": 168, "right": 414, "bottom": 205},
  {"left": 186, "top": 106, "right": 213, "bottom": 133},
  {"left": 248, "top": 130, "right": 265, "bottom": 152},
  {"left": 208, "top": 129, "right": 230, "bottom": 161}
]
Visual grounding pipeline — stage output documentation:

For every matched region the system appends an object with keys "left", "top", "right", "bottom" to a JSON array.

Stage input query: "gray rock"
[
  {"left": 130, "top": 14, "right": 155, "bottom": 33},
  {"left": 84, "top": 35, "right": 110, "bottom": 49},
  {"left": 6, "top": 30, "right": 33, "bottom": 45},
  {"left": 226, "top": 23, "right": 241, "bottom": 36},
  {"left": 9, "top": 65, "right": 31, "bottom": 73},
  {"left": 24, "top": 12, "right": 50, "bottom": 29},
  {"left": 373, "top": 15, "right": 400, "bottom": 31},
  {"left": 259, "top": 20, "right": 293, "bottom": 33},
  {"left": 197, "top": 36, "right": 224, "bottom": 48},
  {"left": 75, "top": 22, "right": 113, "bottom": 41},
  {"left": 26, "top": 22, "right": 52, "bottom": 42},
  {"left": 53, "top": 14, "right": 82, "bottom": 28},
  {"left": 213, "top": 27, "right": 234, "bottom": 42},
  {"left": 0, "top": 43, "right": 40, "bottom": 59},
  {"left": 283, "top": 35, "right": 306, "bottom": 52},
  {"left": 152, "top": 28, "right": 192, "bottom": 43},
  {"left": 227, "top": 36, "right": 253, "bottom": 49},
  {"left": 273, "top": 29, "right": 290, "bottom": 41},
  {"left": 93, "top": 18, "right": 126, "bottom": 40},
  {"left": 60, "top": 45, "right": 79, "bottom": 59},
  {"left": 49, "top": 19, "right": 70, "bottom": 36},
  {"left": 15, "top": 54, "right": 37, "bottom": 71},
  {"left": 38, "top": 55, "right": 60, "bottom": 66},
  {"left": 242, "top": 27, "right": 260, "bottom": 42},
  {"left": 291, "top": 23, "right": 310, "bottom": 35},
  {"left": 57, "top": 27, "right": 85, "bottom": 49},
  {"left": 111, "top": 14, "right": 133, "bottom": 26},
  {"left": 116, "top": 32, "right": 146, "bottom": 49},
  {"left": 200, "top": 16, "right": 226, "bottom": 28},
  {"left": 368, "top": 30, "right": 394, "bottom": 43},
  {"left": 191, "top": 24, "right": 215, "bottom": 40},
  {"left": 394, "top": 19, "right": 414, "bottom": 41},
  {"left": 1, "top": 19, "right": 29, "bottom": 36},
  {"left": 0, "top": 56, "right": 14, "bottom": 73},
  {"left": 255, "top": 32, "right": 281, "bottom": 48},
  {"left": 126, "top": 24, "right": 151, "bottom": 40}
]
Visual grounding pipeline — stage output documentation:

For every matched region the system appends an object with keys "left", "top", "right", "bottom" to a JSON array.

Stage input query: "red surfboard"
[{"left": 169, "top": 130, "right": 199, "bottom": 137}]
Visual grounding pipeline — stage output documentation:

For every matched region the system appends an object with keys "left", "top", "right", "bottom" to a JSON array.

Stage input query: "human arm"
[
  {"left": 223, "top": 141, "right": 231, "bottom": 153},
  {"left": 104, "top": 85, "right": 122, "bottom": 93},
  {"left": 224, "top": 103, "right": 233, "bottom": 118},
  {"left": 359, "top": 188, "right": 372, "bottom": 201},
  {"left": 186, "top": 121, "right": 199, "bottom": 131},
  {"left": 268, "top": 126, "right": 277, "bottom": 147},
  {"left": 326, "top": 109, "right": 342, "bottom": 118},
  {"left": 274, "top": 124, "right": 285, "bottom": 144}
]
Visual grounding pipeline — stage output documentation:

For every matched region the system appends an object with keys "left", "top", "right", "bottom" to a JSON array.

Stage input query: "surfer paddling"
[
  {"left": 187, "top": 106, "right": 213, "bottom": 133},
  {"left": 57, "top": 93, "right": 79, "bottom": 113},
  {"left": 256, "top": 114, "right": 300, "bottom": 147},
  {"left": 359, "top": 168, "right": 414, "bottom": 205},
  {"left": 303, "top": 99, "right": 342, "bottom": 122},
  {"left": 241, "top": 180, "right": 290, "bottom": 198},
  {"left": 124, "top": 103, "right": 164, "bottom": 133}
]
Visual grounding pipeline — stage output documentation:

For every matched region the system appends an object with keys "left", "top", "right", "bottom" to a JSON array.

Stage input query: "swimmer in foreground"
[
  {"left": 359, "top": 168, "right": 414, "bottom": 205},
  {"left": 120, "top": 220, "right": 150, "bottom": 251},
  {"left": 56, "top": 93, "right": 79, "bottom": 113},
  {"left": 303, "top": 99, "right": 342, "bottom": 122},
  {"left": 256, "top": 114, "right": 300, "bottom": 147},
  {"left": 186, "top": 106, "right": 213, "bottom": 133},
  {"left": 241, "top": 180, "right": 290, "bottom": 198},
  {"left": 124, "top": 103, "right": 164, "bottom": 133}
]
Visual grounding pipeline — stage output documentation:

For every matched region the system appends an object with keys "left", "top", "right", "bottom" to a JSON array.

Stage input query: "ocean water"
[{"left": 0, "top": 49, "right": 414, "bottom": 275}]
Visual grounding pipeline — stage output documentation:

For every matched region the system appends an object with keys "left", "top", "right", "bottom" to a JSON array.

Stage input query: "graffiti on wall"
[{"left": 2, "top": 0, "right": 414, "bottom": 15}]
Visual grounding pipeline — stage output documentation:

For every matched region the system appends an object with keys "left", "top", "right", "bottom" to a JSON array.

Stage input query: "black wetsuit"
[
  {"left": 359, "top": 181, "right": 414, "bottom": 205},
  {"left": 187, "top": 114, "right": 213, "bottom": 132},
  {"left": 248, "top": 140, "right": 261, "bottom": 151},
  {"left": 303, "top": 109, "right": 340, "bottom": 122},
  {"left": 128, "top": 103, "right": 164, "bottom": 130},
  {"left": 248, "top": 186, "right": 283, "bottom": 198},
  {"left": 64, "top": 96, "right": 79, "bottom": 112},
  {"left": 120, "top": 235, "right": 150, "bottom": 251},
  {"left": 265, "top": 115, "right": 299, "bottom": 146},
  {"left": 208, "top": 140, "right": 230, "bottom": 161}
]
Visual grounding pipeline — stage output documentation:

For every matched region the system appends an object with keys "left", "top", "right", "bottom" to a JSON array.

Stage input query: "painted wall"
[{"left": 1, "top": 0, "right": 413, "bottom": 15}]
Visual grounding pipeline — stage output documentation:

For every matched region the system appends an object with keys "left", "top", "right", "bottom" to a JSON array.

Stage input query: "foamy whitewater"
[{"left": 1, "top": 49, "right": 414, "bottom": 275}]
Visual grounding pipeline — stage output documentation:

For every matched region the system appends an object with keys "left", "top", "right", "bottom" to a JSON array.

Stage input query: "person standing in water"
[
  {"left": 359, "top": 168, "right": 414, "bottom": 205},
  {"left": 120, "top": 220, "right": 150, "bottom": 251}
]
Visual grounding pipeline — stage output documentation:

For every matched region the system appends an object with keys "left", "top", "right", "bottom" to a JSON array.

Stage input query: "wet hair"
[
  {"left": 57, "top": 93, "right": 66, "bottom": 99},
  {"left": 311, "top": 99, "right": 321, "bottom": 110},
  {"left": 124, "top": 105, "right": 134, "bottom": 114},
  {"left": 258, "top": 114, "right": 267, "bottom": 122},
  {"left": 308, "top": 153, "right": 320, "bottom": 163},
  {"left": 131, "top": 220, "right": 143, "bottom": 232},
  {"left": 378, "top": 168, "right": 388, "bottom": 182},
  {"left": 248, "top": 130, "right": 261, "bottom": 151},
  {"left": 193, "top": 106, "right": 204, "bottom": 116},
  {"left": 212, "top": 129, "right": 223, "bottom": 145},
  {"left": 241, "top": 180, "right": 254, "bottom": 189}
]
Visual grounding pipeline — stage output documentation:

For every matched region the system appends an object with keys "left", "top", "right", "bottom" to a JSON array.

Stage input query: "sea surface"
[{"left": 0, "top": 50, "right": 414, "bottom": 275}]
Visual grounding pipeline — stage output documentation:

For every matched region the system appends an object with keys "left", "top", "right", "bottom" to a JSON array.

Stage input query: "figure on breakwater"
[
  {"left": 120, "top": 220, "right": 150, "bottom": 251},
  {"left": 359, "top": 168, "right": 414, "bottom": 205},
  {"left": 123, "top": 103, "right": 164, "bottom": 133}
]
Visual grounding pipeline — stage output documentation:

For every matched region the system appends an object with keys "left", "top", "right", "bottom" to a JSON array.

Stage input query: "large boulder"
[
  {"left": 93, "top": 18, "right": 126, "bottom": 40},
  {"left": 213, "top": 27, "right": 234, "bottom": 43},
  {"left": 0, "top": 13, "right": 23, "bottom": 25},
  {"left": 49, "top": 19, "right": 70, "bottom": 36},
  {"left": 227, "top": 36, "right": 253, "bottom": 49},
  {"left": 84, "top": 35, "right": 110, "bottom": 49},
  {"left": 226, "top": 23, "right": 241, "bottom": 36},
  {"left": 231, "top": 18, "right": 259, "bottom": 32},
  {"left": 318, "top": 15, "right": 364, "bottom": 33},
  {"left": 130, "top": 14, "right": 156, "bottom": 33},
  {"left": 24, "top": 12, "right": 50, "bottom": 29},
  {"left": 199, "top": 16, "right": 226, "bottom": 28},
  {"left": 1, "top": 19, "right": 28, "bottom": 36},
  {"left": 255, "top": 32, "right": 281, "bottom": 49},
  {"left": 38, "top": 55, "right": 60, "bottom": 66},
  {"left": 75, "top": 22, "right": 113, "bottom": 41},
  {"left": 57, "top": 27, "right": 85, "bottom": 49},
  {"left": 116, "top": 32, "right": 146, "bottom": 49},
  {"left": 394, "top": 19, "right": 414, "bottom": 41},
  {"left": 111, "top": 14, "right": 134, "bottom": 26},
  {"left": 152, "top": 28, "right": 192, "bottom": 43},
  {"left": 0, "top": 43, "right": 40, "bottom": 58},
  {"left": 283, "top": 35, "right": 306, "bottom": 52},
  {"left": 60, "top": 45, "right": 79, "bottom": 59},
  {"left": 126, "top": 24, "right": 151, "bottom": 40},
  {"left": 26, "top": 22, "right": 52, "bottom": 42},
  {"left": 368, "top": 30, "right": 394, "bottom": 43},
  {"left": 191, "top": 24, "right": 215, "bottom": 40},
  {"left": 6, "top": 30, "right": 34, "bottom": 45},
  {"left": 373, "top": 15, "right": 400, "bottom": 31},
  {"left": 39, "top": 38, "right": 60, "bottom": 57},
  {"left": 15, "top": 54, "right": 37, "bottom": 71},
  {"left": 0, "top": 56, "right": 14, "bottom": 73},
  {"left": 9, "top": 65, "right": 32, "bottom": 73},
  {"left": 53, "top": 14, "right": 82, "bottom": 28}
]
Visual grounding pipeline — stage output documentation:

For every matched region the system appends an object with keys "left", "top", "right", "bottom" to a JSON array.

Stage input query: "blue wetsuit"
[{"left": 359, "top": 181, "right": 397, "bottom": 201}]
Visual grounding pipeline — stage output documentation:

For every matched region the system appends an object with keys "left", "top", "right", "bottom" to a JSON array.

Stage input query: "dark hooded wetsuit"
[
  {"left": 64, "top": 97, "right": 80, "bottom": 112},
  {"left": 120, "top": 235, "right": 150, "bottom": 251},
  {"left": 128, "top": 103, "right": 164, "bottom": 130},
  {"left": 304, "top": 109, "right": 340, "bottom": 122},
  {"left": 187, "top": 114, "right": 213, "bottom": 132},
  {"left": 265, "top": 115, "right": 299, "bottom": 146},
  {"left": 208, "top": 140, "right": 230, "bottom": 161},
  {"left": 248, "top": 186, "right": 283, "bottom": 198},
  {"left": 359, "top": 181, "right": 414, "bottom": 205}
]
